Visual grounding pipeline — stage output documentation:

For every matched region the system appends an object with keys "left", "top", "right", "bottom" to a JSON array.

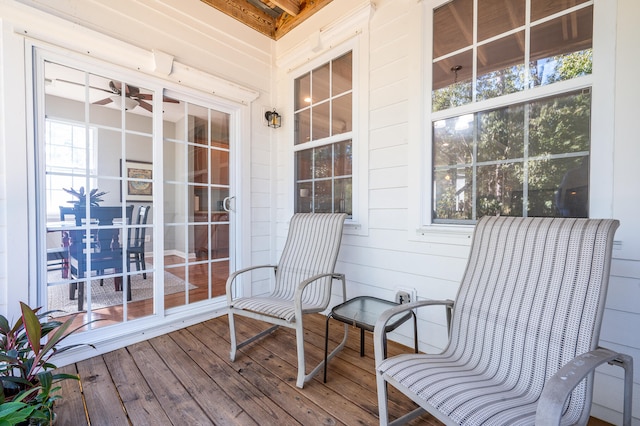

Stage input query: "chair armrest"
[
  {"left": 536, "top": 347, "right": 634, "bottom": 426},
  {"left": 373, "top": 299, "right": 454, "bottom": 368},
  {"left": 226, "top": 264, "right": 277, "bottom": 303},
  {"left": 293, "top": 273, "right": 347, "bottom": 311}
]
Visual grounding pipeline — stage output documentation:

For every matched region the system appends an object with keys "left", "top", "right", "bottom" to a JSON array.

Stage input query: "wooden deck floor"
[{"left": 53, "top": 313, "right": 612, "bottom": 426}]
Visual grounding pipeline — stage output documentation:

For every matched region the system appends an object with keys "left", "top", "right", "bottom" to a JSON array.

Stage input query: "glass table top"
[{"left": 330, "top": 296, "right": 413, "bottom": 332}]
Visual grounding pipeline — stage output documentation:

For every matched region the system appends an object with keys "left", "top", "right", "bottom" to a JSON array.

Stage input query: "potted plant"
[
  {"left": 62, "top": 187, "right": 107, "bottom": 208},
  {"left": 0, "top": 302, "right": 93, "bottom": 425}
]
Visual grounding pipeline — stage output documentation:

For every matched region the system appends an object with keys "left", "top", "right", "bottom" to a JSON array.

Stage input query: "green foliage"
[
  {"left": 433, "top": 50, "right": 592, "bottom": 221},
  {"left": 0, "top": 303, "right": 94, "bottom": 425},
  {"left": 62, "top": 186, "right": 107, "bottom": 207}
]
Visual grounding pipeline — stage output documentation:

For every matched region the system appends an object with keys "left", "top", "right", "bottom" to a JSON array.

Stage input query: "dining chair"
[
  {"left": 374, "top": 216, "right": 633, "bottom": 425},
  {"left": 68, "top": 205, "right": 134, "bottom": 311},
  {"left": 226, "top": 213, "right": 348, "bottom": 388},
  {"left": 127, "top": 205, "right": 150, "bottom": 278},
  {"left": 46, "top": 206, "right": 76, "bottom": 276}
]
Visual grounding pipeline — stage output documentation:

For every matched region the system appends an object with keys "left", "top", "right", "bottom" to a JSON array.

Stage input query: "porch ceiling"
[{"left": 200, "top": 0, "right": 334, "bottom": 40}]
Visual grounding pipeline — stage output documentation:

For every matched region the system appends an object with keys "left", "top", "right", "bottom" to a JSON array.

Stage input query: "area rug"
[{"left": 47, "top": 269, "right": 196, "bottom": 316}]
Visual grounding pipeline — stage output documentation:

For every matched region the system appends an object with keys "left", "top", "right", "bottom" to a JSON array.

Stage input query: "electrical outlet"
[
  {"left": 396, "top": 291, "right": 410, "bottom": 304},
  {"left": 395, "top": 287, "right": 417, "bottom": 304},
  {"left": 144, "top": 235, "right": 151, "bottom": 242}
]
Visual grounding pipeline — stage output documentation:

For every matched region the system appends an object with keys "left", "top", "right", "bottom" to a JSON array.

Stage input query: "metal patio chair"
[
  {"left": 226, "top": 213, "right": 348, "bottom": 388},
  {"left": 375, "top": 216, "right": 633, "bottom": 425}
]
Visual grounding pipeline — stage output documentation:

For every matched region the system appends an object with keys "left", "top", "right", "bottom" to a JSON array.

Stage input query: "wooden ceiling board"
[{"left": 200, "top": 0, "right": 334, "bottom": 39}]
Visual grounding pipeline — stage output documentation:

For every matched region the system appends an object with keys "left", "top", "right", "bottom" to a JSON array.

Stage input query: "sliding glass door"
[{"left": 36, "top": 52, "right": 233, "bottom": 330}]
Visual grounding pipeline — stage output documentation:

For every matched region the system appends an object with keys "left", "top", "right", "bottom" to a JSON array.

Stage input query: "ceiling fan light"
[{"left": 110, "top": 95, "right": 139, "bottom": 111}]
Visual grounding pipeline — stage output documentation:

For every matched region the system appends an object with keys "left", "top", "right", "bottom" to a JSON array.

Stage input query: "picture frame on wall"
[{"left": 121, "top": 159, "right": 152, "bottom": 202}]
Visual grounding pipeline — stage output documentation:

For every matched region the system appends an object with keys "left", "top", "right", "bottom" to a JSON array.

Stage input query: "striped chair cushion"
[
  {"left": 231, "top": 213, "right": 346, "bottom": 322},
  {"left": 378, "top": 217, "right": 618, "bottom": 425}
]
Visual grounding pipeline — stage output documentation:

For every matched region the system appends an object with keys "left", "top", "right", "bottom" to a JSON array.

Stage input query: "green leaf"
[{"left": 19, "top": 303, "right": 41, "bottom": 356}]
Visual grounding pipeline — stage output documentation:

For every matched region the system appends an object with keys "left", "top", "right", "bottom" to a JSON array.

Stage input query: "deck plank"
[
  {"left": 102, "top": 347, "right": 173, "bottom": 425},
  {"left": 75, "top": 355, "right": 129, "bottom": 425},
  {"left": 153, "top": 331, "right": 260, "bottom": 425},
  {"left": 125, "top": 340, "right": 213, "bottom": 425},
  {"left": 54, "top": 364, "right": 88, "bottom": 425},
  {"left": 52, "top": 314, "right": 612, "bottom": 426}
]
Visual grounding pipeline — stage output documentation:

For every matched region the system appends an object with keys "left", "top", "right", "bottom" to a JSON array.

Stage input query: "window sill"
[{"left": 413, "top": 224, "right": 474, "bottom": 245}]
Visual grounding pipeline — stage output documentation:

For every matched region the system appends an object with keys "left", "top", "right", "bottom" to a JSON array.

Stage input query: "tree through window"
[{"left": 431, "top": 0, "right": 593, "bottom": 223}]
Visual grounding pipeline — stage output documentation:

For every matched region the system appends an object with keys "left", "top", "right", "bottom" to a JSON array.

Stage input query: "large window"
[
  {"left": 431, "top": 0, "right": 593, "bottom": 223},
  {"left": 294, "top": 51, "right": 353, "bottom": 216}
]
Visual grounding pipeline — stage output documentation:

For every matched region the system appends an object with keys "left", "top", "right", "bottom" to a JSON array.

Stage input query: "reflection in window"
[
  {"left": 432, "top": 0, "right": 593, "bottom": 109},
  {"left": 433, "top": 91, "right": 590, "bottom": 222},
  {"left": 295, "top": 141, "right": 352, "bottom": 215},
  {"left": 431, "top": 0, "right": 593, "bottom": 223}
]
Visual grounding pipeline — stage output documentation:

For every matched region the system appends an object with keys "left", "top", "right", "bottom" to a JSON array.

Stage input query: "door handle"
[{"left": 223, "top": 196, "right": 234, "bottom": 212}]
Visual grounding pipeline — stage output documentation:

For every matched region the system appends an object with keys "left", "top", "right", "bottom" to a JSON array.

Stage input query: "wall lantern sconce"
[{"left": 265, "top": 109, "right": 281, "bottom": 128}]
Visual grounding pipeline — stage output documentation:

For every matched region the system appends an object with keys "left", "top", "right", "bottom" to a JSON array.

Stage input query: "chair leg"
[
  {"left": 377, "top": 374, "right": 390, "bottom": 426},
  {"left": 140, "top": 254, "right": 147, "bottom": 279},
  {"left": 229, "top": 311, "right": 238, "bottom": 362},
  {"left": 295, "top": 319, "right": 307, "bottom": 388},
  {"left": 78, "top": 282, "right": 85, "bottom": 311}
]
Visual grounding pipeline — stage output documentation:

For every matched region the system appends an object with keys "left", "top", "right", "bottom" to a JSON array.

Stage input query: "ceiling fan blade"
[
  {"left": 137, "top": 99, "right": 153, "bottom": 112},
  {"left": 56, "top": 78, "right": 113, "bottom": 94},
  {"left": 163, "top": 96, "right": 180, "bottom": 103},
  {"left": 125, "top": 84, "right": 140, "bottom": 97},
  {"left": 93, "top": 97, "right": 113, "bottom": 105},
  {"left": 136, "top": 93, "right": 153, "bottom": 101}
]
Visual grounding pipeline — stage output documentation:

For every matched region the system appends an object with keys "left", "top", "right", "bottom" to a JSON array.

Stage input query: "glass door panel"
[
  {"left": 42, "top": 61, "right": 156, "bottom": 329},
  {"left": 163, "top": 97, "right": 231, "bottom": 309}
]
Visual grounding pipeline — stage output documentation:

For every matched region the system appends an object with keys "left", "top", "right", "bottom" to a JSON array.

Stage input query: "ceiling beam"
[
  {"left": 201, "top": 0, "right": 276, "bottom": 38},
  {"left": 270, "top": 0, "right": 300, "bottom": 16}
]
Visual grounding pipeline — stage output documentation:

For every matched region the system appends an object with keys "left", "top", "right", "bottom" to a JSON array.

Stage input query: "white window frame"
[
  {"left": 278, "top": 3, "right": 372, "bottom": 235},
  {"left": 408, "top": 0, "right": 616, "bottom": 239},
  {"left": 291, "top": 46, "right": 355, "bottom": 217}
]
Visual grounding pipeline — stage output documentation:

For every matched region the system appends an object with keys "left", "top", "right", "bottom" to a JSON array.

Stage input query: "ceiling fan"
[
  {"left": 92, "top": 81, "right": 178, "bottom": 112},
  {"left": 54, "top": 78, "right": 178, "bottom": 112}
]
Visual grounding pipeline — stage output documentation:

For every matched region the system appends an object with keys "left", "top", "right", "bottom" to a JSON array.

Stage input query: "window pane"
[
  {"left": 433, "top": 0, "right": 473, "bottom": 58},
  {"left": 314, "top": 180, "right": 332, "bottom": 213},
  {"left": 334, "top": 178, "right": 352, "bottom": 214},
  {"left": 332, "top": 52, "right": 352, "bottom": 96},
  {"left": 432, "top": 50, "right": 473, "bottom": 112},
  {"left": 477, "top": 0, "right": 525, "bottom": 42},
  {"left": 476, "top": 163, "right": 522, "bottom": 217},
  {"left": 295, "top": 149, "right": 313, "bottom": 180},
  {"left": 295, "top": 109, "right": 311, "bottom": 145},
  {"left": 295, "top": 72, "right": 311, "bottom": 111},
  {"left": 312, "top": 62, "right": 330, "bottom": 103},
  {"left": 476, "top": 31, "right": 525, "bottom": 100},
  {"left": 332, "top": 93, "right": 352, "bottom": 136},
  {"left": 528, "top": 156, "right": 588, "bottom": 217},
  {"left": 312, "top": 102, "right": 330, "bottom": 140},
  {"left": 528, "top": 90, "right": 591, "bottom": 157},
  {"left": 433, "top": 116, "right": 474, "bottom": 167},
  {"left": 531, "top": 0, "right": 589, "bottom": 22},
  {"left": 296, "top": 182, "right": 313, "bottom": 213},
  {"left": 433, "top": 167, "right": 472, "bottom": 221},
  {"left": 530, "top": 7, "right": 593, "bottom": 86},
  {"left": 477, "top": 104, "right": 525, "bottom": 162},
  {"left": 334, "top": 140, "right": 352, "bottom": 176},
  {"left": 314, "top": 145, "right": 332, "bottom": 179}
]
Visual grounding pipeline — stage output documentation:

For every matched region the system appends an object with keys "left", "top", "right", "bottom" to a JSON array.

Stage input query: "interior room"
[{"left": 1, "top": 0, "right": 638, "bottom": 424}]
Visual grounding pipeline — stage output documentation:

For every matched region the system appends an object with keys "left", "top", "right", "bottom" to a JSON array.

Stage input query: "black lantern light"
[{"left": 265, "top": 108, "right": 281, "bottom": 128}]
